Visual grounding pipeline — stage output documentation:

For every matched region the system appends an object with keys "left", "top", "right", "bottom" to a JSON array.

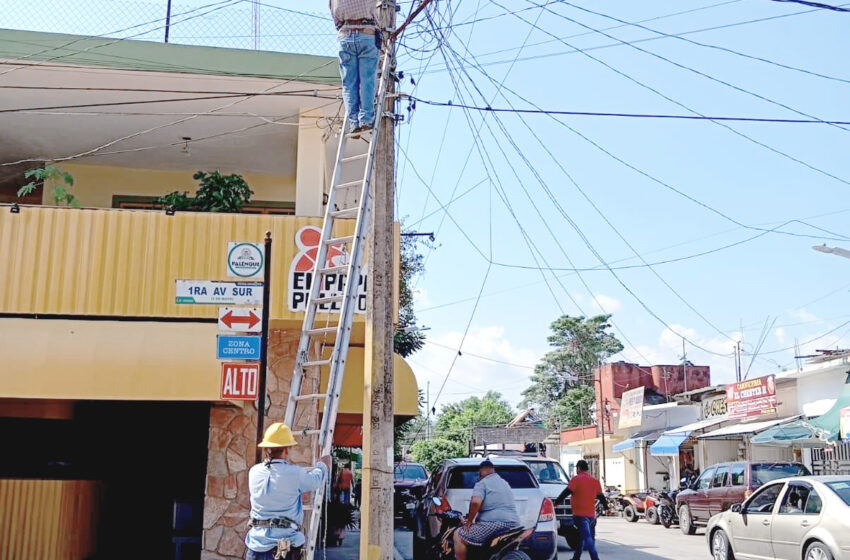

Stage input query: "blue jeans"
[
  {"left": 338, "top": 489, "right": 351, "bottom": 504},
  {"left": 338, "top": 32, "right": 379, "bottom": 128},
  {"left": 571, "top": 516, "right": 599, "bottom": 560}
]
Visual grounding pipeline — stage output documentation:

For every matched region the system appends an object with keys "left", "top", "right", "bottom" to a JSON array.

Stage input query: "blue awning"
[
  {"left": 649, "top": 434, "right": 689, "bottom": 456},
  {"left": 612, "top": 429, "right": 664, "bottom": 453}
]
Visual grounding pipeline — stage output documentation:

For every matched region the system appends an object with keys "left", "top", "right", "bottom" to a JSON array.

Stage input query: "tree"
[
  {"left": 435, "top": 391, "right": 514, "bottom": 447},
  {"left": 409, "top": 438, "right": 466, "bottom": 472},
  {"left": 17, "top": 165, "right": 80, "bottom": 208},
  {"left": 394, "top": 233, "right": 429, "bottom": 358},
  {"left": 157, "top": 170, "right": 253, "bottom": 213},
  {"left": 549, "top": 384, "right": 596, "bottom": 429},
  {"left": 521, "top": 314, "right": 623, "bottom": 426}
]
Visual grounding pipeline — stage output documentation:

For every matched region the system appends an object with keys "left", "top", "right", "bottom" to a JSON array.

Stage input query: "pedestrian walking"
[
  {"left": 335, "top": 463, "right": 354, "bottom": 504},
  {"left": 329, "top": 0, "right": 381, "bottom": 135},
  {"left": 244, "top": 423, "right": 330, "bottom": 560},
  {"left": 563, "top": 460, "right": 605, "bottom": 560}
]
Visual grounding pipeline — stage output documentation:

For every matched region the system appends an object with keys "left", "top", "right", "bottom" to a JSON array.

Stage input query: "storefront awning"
[
  {"left": 698, "top": 417, "right": 797, "bottom": 440},
  {"left": 648, "top": 417, "right": 727, "bottom": 456},
  {"left": 612, "top": 429, "right": 665, "bottom": 453}
]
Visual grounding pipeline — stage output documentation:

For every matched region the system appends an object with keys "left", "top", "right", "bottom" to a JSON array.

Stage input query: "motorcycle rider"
[
  {"left": 453, "top": 460, "right": 521, "bottom": 560},
  {"left": 562, "top": 460, "right": 606, "bottom": 560}
]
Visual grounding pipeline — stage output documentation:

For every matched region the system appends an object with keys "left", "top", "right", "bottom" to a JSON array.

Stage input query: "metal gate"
[{"left": 811, "top": 443, "right": 850, "bottom": 475}]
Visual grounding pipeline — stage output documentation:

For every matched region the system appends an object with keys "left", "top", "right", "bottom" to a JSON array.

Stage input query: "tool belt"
[
  {"left": 338, "top": 18, "right": 377, "bottom": 34},
  {"left": 343, "top": 18, "right": 376, "bottom": 26},
  {"left": 248, "top": 517, "right": 302, "bottom": 532}
]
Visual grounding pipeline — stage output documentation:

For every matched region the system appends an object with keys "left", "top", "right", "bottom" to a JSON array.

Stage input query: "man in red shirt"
[{"left": 564, "top": 460, "right": 605, "bottom": 560}]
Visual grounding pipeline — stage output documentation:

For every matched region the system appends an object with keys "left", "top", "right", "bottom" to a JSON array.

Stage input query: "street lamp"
[{"left": 813, "top": 244, "right": 850, "bottom": 260}]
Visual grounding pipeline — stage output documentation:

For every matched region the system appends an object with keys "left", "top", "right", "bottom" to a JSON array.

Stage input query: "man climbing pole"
[
  {"left": 244, "top": 423, "right": 330, "bottom": 560},
  {"left": 329, "top": 0, "right": 380, "bottom": 135}
]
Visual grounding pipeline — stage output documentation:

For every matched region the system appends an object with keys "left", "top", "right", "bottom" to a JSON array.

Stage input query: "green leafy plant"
[
  {"left": 155, "top": 170, "right": 253, "bottom": 213},
  {"left": 435, "top": 391, "right": 515, "bottom": 447},
  {"left": 409, "top": 438, "right": 467, "bottom": 472},
  {"left": 17, "top": 165, "right": 80, "bottom": 208}
]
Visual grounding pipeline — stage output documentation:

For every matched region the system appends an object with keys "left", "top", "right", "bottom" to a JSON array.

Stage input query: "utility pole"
[
  {"left": 596, "top": 364, "right": 607, "bottom": 487},
  {"left": 426, "top": 380, "right": 430, "bottom": 440},
  {"left": 360, "top": 1, "right": 396, "bottom": 558},
  {"left": 682, "top": 337, "right": 688, "bottom": 393}
]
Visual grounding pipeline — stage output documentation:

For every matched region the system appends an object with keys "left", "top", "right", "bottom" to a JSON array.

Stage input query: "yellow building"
[{"left": 0, "top": 30, "right": 418, "bottom": 560}]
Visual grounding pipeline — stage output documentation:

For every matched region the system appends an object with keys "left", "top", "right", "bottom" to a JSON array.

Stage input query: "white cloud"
[
  {"left": 575, "top": 293, "right": 622, "bottom": 314},
  {"left": 407, "top": 325, "right": 540, "bottom": 411}
]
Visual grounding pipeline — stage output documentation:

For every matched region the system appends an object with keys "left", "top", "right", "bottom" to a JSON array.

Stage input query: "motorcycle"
[
  {"left": 657, "top": 490, "right": 679, "bottom": 528},
  {"left": 426, "top": 497, "right": 534, "bottom": 560}
]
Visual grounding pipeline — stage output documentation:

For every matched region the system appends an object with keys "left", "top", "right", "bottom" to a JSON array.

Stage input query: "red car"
[{"left": 676, "top": 461, "right": 809, "bottom": 535}]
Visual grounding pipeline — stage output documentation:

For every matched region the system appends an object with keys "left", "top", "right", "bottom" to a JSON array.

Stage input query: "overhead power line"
[
  {"left": 407, "top": 99, "right": 850, "bottom": 126},
  {"left": 770, "top": 0, "right": 850, "bottom": 11}
]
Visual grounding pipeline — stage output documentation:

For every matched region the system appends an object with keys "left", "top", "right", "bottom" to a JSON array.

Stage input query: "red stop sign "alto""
[{"left": 220, "top": 363, "right": 260, "bottom": 400}]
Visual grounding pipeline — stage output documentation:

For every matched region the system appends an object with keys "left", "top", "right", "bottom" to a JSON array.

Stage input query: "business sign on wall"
[
  {"left": 702, "top": 395, "right": 728, "bottom": 420},
  {"left": 618, "top": 386, "right": 645, "bottom": 429},
  {"left": 726, "top": 375, "right": 777, "bottom": 420},
  {"left": 287, "top": 226, "right": 368, "bottom": 313}
]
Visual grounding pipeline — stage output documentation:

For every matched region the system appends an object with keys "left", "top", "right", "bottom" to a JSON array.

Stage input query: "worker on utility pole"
[
  {"left": 329, "top": 0, "right": 381, "bottom": 135},
  {"left": 244, "top": 423, "right": 330, "bottom": 560}
]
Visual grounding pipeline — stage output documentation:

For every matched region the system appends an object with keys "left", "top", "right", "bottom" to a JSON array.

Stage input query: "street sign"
[
  {"left": 227, "top": 242, "right": 265, "bottom": 279},
  {"left": 217, "top": 335, "right": 262, "bottom": 361},
  {"left": 220, "top": 362, "right": 260, "bottom": 400},
  {"left": 218, "top": 307, "right": 262, "bottom": 333},
  {"left": 175, "top": 280, "right": 263, "bottom": 305}
]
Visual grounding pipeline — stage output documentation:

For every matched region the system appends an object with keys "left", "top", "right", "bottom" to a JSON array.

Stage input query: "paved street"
[{"left": 558, "top": 517, "right": 709, "bottom": 560}]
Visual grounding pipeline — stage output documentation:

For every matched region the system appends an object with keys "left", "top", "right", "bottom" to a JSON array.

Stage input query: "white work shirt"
[{"left": 244, "top": 459, "right": 328, "bottom": 551}]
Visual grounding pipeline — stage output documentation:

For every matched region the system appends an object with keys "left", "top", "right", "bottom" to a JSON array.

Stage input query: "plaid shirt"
[{"left": 329, "top": 0, "right": 378, "bottom": 29}]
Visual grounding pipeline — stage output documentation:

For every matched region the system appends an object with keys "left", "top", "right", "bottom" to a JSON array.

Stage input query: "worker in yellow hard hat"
[{"left": 244, "top": 422, "right": 330, "bottom": 560}]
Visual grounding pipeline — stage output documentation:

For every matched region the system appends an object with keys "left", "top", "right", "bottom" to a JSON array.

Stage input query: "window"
[
  {"left": 394, "top": 464, "right": 427, "bottom": 481},
  {"left": 730, "top": 464, "right": 746, "bottom": 486},
  {"left": 779, "top": 484, "right": 810, "bottom": 514},
  {"left": 446, "top": 466, "right": 538, "bottom": 489},
  {"left": 745, "top": 483, "right": 783, "bottom": 514},
  {"left": 751, "top": 463, "right": 809, "bottom": 487},
  {"left": 826, "top": 481, "right": 850, "bottom": 506},
  {"left": 713, "top": 467, "right": 729, "bottom": 488},
  {"left": 805, "top": 490, "right": 823, "bottom": 515},
  {"left": 427, "top": 466, "right": 443, "bottom": 492},
  {"left": 525, "top": 461, "right": 569, "bottom": 484},
  {"left": 696, "top": 467, "right": 716, "bottom": 491}
]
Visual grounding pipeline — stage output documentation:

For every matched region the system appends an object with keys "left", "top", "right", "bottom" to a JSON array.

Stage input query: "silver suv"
[{"left": 411, "top": 457, "right": 557, "bottom": 560}]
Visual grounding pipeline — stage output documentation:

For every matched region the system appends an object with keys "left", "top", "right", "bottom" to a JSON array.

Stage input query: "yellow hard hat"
[{"left": 258, "top": 422, "right": 298, "bottom": 448}]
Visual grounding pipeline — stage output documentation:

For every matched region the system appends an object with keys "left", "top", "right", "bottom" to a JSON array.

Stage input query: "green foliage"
[
  {"left": 394, "top": 233, "right": 429, "bottom": 358},
  {"left": 156, "top": 170, "right": 253, "bottom": 213},
  {"left": 409, "top": 438, "right": 466, "bottom": 472},
  {"left": 17, "top": 165, "right": 80, "bottom": 208},
  {"left": 435, "top": 391, "right": 514, "bottom": 447},
  {"left": 521, "top": 314, "right": 623, "bottom": 426},
  {"left": 549, "top": 384, "right": 596, "bottom": 429}
]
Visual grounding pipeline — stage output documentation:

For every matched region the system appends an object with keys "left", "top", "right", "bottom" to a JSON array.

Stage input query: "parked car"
[
  {"left": 707, "top": 475, "right": 850, "bottom": 560},
  {"left": 394, "top": 462, "right": 428, "bottom": 528},
  {"left": 677, "top": 461, "right": 809, "bottom": 535},
  {"left": 411, "top": 457, "right": 557, "bottom": 560},
  {"left": 519, "top": 457, "right": 579, "bottom": 549}
]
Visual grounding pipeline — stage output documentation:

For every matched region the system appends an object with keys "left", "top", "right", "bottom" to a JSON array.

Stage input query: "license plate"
[{"left": 406, "top": 503, "right": 416, "bottom": 509}]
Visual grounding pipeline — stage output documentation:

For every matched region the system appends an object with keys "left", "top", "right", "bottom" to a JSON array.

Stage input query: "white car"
[{"left": 706, "top": 475, "right": 850, "bottom": 560}]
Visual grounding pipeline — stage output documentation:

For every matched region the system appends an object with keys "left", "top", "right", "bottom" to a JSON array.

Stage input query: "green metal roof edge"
[{"left": 0, "top": 28, "right": 340, "bottom": 84}]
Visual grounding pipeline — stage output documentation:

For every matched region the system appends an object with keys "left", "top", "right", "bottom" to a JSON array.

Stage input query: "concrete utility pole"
[
  {"left": 360, "top": 1, "right": 396, "bottom": 558},
  {"left": 596, "top": 366, "right": 607, "bottom": 487}
]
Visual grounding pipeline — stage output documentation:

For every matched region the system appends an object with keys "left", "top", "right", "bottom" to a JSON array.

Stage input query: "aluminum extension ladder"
[{"left": 282, "top": 47, "right": 393, "bottom": 560}]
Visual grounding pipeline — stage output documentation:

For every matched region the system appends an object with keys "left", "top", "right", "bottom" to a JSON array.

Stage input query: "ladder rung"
[
  {"left": 313, "top": 294, "right": 344, "bottom": 306},
  {"left": 305, "top": 326, "right": 339, "bottom": 336},
  {"left": 294, "top": 393, "right": 329, "bottom": 402},
  {"left": 335, "top": 180, "right": 362, "bottom": 190},
  {"left": 325, "top": 235, "right": 354, "bottom": 245},
  {"left": 331, "top": 208, "right": 358, "bottom": 218},
  {"left": 318, "top": 265, "right": 347, "bottom": 275},
  {"left": 299, "top": 429, "right": 323, "bottom": 436},
  {"left": 341, "top": 153, "right": 368, "bottom": 163},
  {"left": 301, "top": 359, "right": 332, "bottom": 368}
]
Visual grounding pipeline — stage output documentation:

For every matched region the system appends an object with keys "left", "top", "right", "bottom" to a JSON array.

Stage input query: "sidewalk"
[{"left": 320, "top": 528, "right": 412, "bottom": 560}]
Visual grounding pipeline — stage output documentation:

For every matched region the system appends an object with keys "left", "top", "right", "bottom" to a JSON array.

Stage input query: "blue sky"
[{"left": 8, "top": 0, "right": 850, "bottom": 411}]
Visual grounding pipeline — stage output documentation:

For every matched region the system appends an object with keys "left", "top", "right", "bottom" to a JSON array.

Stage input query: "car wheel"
[
  {"left": 501, "top": 551, "right": 531, "bottom": 560},
  {"left": 679, "top": 504, "right": 696, "bottom": 535},
  {"left": 623, "top": 505, "right": 638, "bottom": 522},
  {"left": 646, "top": 507, "right": 659, "bottom": 525},
  {"left": 805, "top": 542, "right": 833, "bottom": 560},
  {"left": 711, "top": 529, "right": 734, "bottom": 560}
]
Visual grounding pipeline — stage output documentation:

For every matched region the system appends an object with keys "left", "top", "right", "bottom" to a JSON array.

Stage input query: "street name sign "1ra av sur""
[
  {"left": 175, "top": 280, "right": 263, "bottom": 305},
  {"left": 216, "top": 335, "right": 262, "bottom": 361},
  {"left": 220, "top": 362, "right": 260, "bottom": 400},
  {"left": 218, "top": 307, "right": 262, "bottom": 333}
]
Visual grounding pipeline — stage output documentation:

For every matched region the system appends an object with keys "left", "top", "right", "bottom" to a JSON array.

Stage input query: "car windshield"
[
  {"left": 525, "top": 461, "right": 569, "bottom": 484},
  {"left": 394, "top": 464, "right": 427, "bottom": 480},
  {"left": 825, "top": 480, "right": 850, "bottom": 506},
  {"left": 752, "top": 463, "right": 808, "bottom": 486},
  {"left": 447, "top": 466, "right": 538, "bottom": 489}
]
